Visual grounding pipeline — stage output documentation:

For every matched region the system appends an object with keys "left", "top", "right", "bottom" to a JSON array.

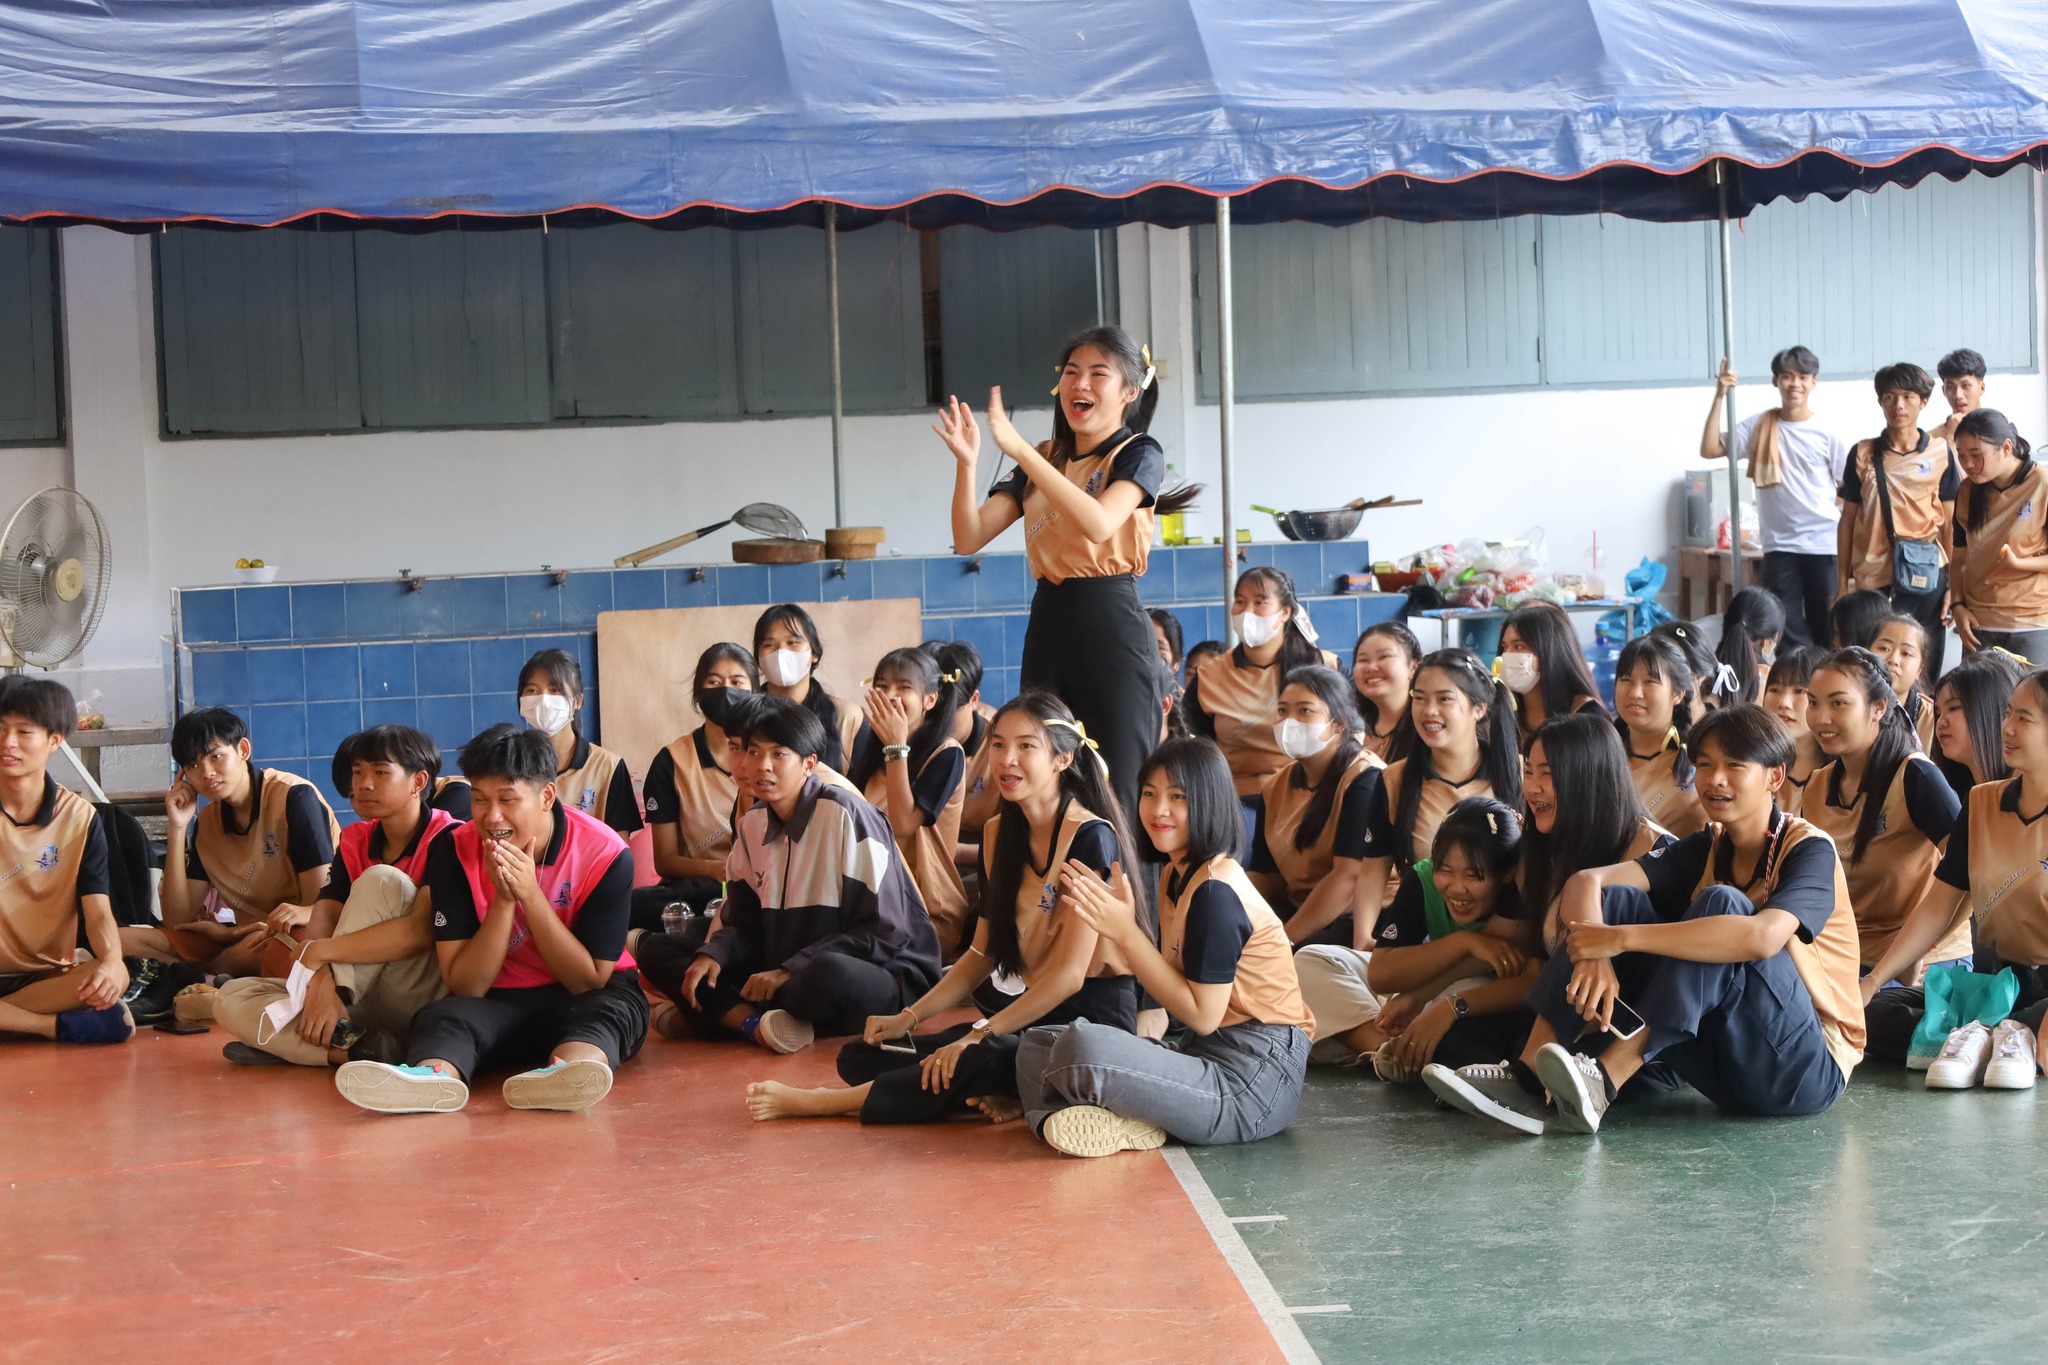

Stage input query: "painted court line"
[
  {"left": 1163, "top": 1147, "right": 1321, "bottom": 1365},
  {"left": 1230, "top": 1214, "right": 1289, "bottom": 1224},
  {"left": 1288, "top": 1305, "right": 1352, "bottom": 1315}
]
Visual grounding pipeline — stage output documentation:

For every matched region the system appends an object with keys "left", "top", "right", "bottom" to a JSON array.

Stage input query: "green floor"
[{"left": 1189, "top": 1066, "right": 2048, "bottom": 1362}]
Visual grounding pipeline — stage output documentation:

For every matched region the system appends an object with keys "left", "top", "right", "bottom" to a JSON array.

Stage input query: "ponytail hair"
[
  {"left": 1234, "top": 566, "right": 1323, "bottom": 676},
  {"left": 1649, "top": 620, "right": 1719, "bottom": 711},
  {"left": 1396, "top": 649, "right": 1523, "bottom": 862},
  {"left": 752, "top": 603, "right": 845, "bottom": 770},
  {"left": 1959, "top": 408, "right": 2035, "bottom": 533},
  {"left": 1715, "top": 588, "right": 1784, "bottom": 706},
  {"left": 1280, "top": 665, "right": 1366, "bottom": 852},
  {"left": 1811, "top": 647, "right": 1921, "bottom": 866},
  {"left": 847, "top": 647, "right": 969, "bottom": 793},
  {"left": 980, "top": 690, "right": 1144, "bottom": 978},
  {"left": 1048, "top": 324, "right": 1200, "bottom": 518}
]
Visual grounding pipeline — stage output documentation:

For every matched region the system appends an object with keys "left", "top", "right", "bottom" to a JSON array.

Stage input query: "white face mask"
[
  {"left": 519, "top": 693, "right": 576, "bottom": 737},
  {"left": 1234, "top": 610, "right": 1284, "bottom": 650},
  {"left": 1277, "top": 718, "right": 1332, "bottom": 760},
  {"left": 762, "top": 647, "right": 812, "bottom": 688},
  {"left": 1497, "top": 652, "right": 1541, "bottom": 696}
]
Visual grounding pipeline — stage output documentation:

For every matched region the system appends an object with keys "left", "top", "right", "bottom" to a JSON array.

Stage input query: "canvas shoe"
[
  {"left": 335, "top": 1061, "right": 469, "bottom": 1113},
  {"left": 1533, "top": 1043, "right": 1611, "bottom": 1134},
  {"left": 749, "top": 1008, "right": 815, "bottom": 1055},
  {"left": 1039, "top": 1105, "right": 1169, "bottom": 1158},
  {"left": 1372, "top": 1039, "right": 1405, "bottom": 1082},
  {"left": 1982, "top": 1020, "right": 2038, "bottom": 1091},
  {"left": 173, "top": 982, "right": 218, "bottom": 1023},
  {"left": 1422, "top": 1061, "right": 1546, "bottom": 1135},
  {"left": 502, "top": 1058, "right": 614, "bottom": 1112},
  {"left": 1925, "top": 1022, "right": 1992, "bottom": 1090}
]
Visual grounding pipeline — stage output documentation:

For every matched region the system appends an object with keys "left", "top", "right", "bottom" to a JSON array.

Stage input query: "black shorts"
[{"left": 0, "top": 967, "right": 63, "bottom": 998}]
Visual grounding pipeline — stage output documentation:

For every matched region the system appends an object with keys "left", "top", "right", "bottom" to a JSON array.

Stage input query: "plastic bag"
[
  {"left": 1906, "top": 963, "right": 2021, "bottom": 1066},
  {"left": 76, "top": 688, "right": 105, "bottom": 730},
  {"left": 1598, "top": 556, "right": 1673, "bottom": 643}
]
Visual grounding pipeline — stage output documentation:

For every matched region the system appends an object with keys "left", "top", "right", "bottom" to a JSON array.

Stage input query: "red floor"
[{"left": 3, "top": 1023, "right": 1283, "bottom": 1363}]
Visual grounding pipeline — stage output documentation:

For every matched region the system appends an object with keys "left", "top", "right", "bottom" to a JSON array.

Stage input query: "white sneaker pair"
[{"left": 1925, "top": 1020, "right": 2039, "bottom": 1091}]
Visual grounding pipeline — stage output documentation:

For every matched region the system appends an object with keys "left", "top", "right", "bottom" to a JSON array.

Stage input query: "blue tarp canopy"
[{"left": 6, "top": 0, "right": 2048, "bottom": 228}]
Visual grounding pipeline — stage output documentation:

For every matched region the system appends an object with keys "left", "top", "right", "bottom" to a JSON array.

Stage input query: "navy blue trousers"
[{"left": 1528, "top": 885, "right": 1845, "bottom": 1117}]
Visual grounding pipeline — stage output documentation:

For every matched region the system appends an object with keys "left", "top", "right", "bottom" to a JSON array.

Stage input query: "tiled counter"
[{"left": 170, "top": 542, "right": 1402, "bottom": 816}]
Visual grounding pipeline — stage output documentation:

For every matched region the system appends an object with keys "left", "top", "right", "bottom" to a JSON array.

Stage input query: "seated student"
[
  {"left": 1932, "top": 652, "right": 2024, "bottom": 803},
  {"left": 1436, "top": 705, "right": 1861, "bottom": 1136},
  {"left": 1352, "top": 621, "right": 1422, "bottom": 764},
  {"left": 1861, "top": 666, "right": 2048, "bottom": 1088},
  {"left": 1949, "top": 409, "right": 2048, "bottom": 663},
  {"left": 1149, "top": 607, "right": 1184, "bottom": 675},
  {"left": 1763, "top": 645, "right": 1829, "bottom": 812},
  {"left": 755, "top": 603, "right": 861, "bottom": 772},
  {"left": 940, "top": 642, "right": 1002, "bottom": 868},
  {"left": 636, "top": 642, "right": 757, "bottom": 931},
  {"left": 1713, "top": 587, "right": 1784, "bottom": 706},
  {"left": 1012, "top": 737, "right": 1313, "bottom": 1156},
  {"left": 1186, "top": 567, "right": 1338, "bottom": 814},
  {"left": 653, "top": 697, "right": 940, "bottom": 1055},
  {"left": 213, "top": 725, "right": 458, "bottom": 1067},
  {"left": 1614, "top": 634, "right": 1706, "bottom": 837},
  {"left": 1803, "top": 649, "right": 1968, "bottom": 984},
  {"left": 1837, "top": 361, "right": 1958, "bottom": 681},
  {"left": 334, "top": 724, "right": 647, "bottom": 1114},
  {"left": 0, "top": 677, "right": 132, "bottom": 1044},
  {"left": 850, "top": 647, "right": 972, "bottom": 958},
  {"left": 1498, "top": 601, "right": 1607, "bottom": 748},
  {"left": 1183, "top": 638, "right": 1225, "bottom": 688},
  {"left": 1870, "top": 613, "right": 1940, "bottom": 748},
  {"left": 743, "top": 692, "right": 1140, "bottom": 1127},
  {"left": 125, "top": 707, "right": 338, "bottom": 995},
  {"left": 517, "top": 649, "right": 642, "bottom": 839},
  {"left": 1650, "top": 620, "right": 1720, "bottom": 716},
  {"left": 1828, "top": 587, "right": 1893, "bottom": 651},
  {"left": 1936, "top": 347, "right": 1988, "bottom": 450},
  {"left": 1244, "top": 665, "right": 1383, "bottom": 947}
]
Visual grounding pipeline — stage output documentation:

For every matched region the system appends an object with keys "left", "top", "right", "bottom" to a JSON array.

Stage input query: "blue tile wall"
[{"left": 175, "top": 547, "right": 1401, "bottom": 823}]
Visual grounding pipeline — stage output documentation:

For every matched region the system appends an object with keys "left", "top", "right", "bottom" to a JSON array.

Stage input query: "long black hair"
[
  {"left": 847, "top": 647, "right": 970, "bottom": 792},
  {"left": 1521, "top": 713, "right": 1648, "bottom": 917},
  {"left": 1716, "top": 588, "right": 1784, "bottom": 706},
  {"left": 1396, "top": 648, "right": 1522, "bottom": 862},
  {"left": 1829, "top": 589, "right": 1892, "bottom": 650},
  {"left": 1233, "top": 566, "right": 1322, "bottom": 677},
  {"left": 1935, "top": 652, "right": 2025, "bottom": 790},
  {"left": 1504, "top": 601, "right": 1605, "bottom": 728},
  {"left": 1958, "top": 408, "right": 2034, "bottom": 533},
  {"left": 980, "top": 690, "right": 1144, "bottom": 977},
  {"left": 752, "top": 603, "right": 847, "bottom": 771},
  {"left": 1048, "top": 325, "right": 1200, "bottom": 517},
  {"left": 1613, "top": 633, "right": 1697, "bottom": 786},
  {"left": 1280, "top": 665, "right": 1366, "bottom": 852},
  {"left": 1650, "top": 620, "right": 1719, "bottom": 712},
  {"left": 1352, "top": 620, "right": 1422, "bottom": 766},
  {"left": 1134, "top": 736, "right": 1241, "bottom": 870},
  {"left": 1811, "top": 647, "right": 1921, "bottom": 865}
]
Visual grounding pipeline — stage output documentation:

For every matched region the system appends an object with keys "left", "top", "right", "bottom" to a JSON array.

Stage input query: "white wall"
[{"left": 23, "top": 210, "right": 2048, "bottom": 736}]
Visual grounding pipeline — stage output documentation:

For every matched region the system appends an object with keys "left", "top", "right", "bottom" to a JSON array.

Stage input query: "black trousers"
[
  {"left": 406, "top": 971, "right": 649, "bottom": 1082},
  {"left": 1887, "top": 572, "right": 1949, "bottom": 685},
  {"left": 643, "top": 937, "right": 914, "bottom": 1038},
  {"left": 1864, "top": 958, "right": 2048, "bottom": 1065},
  {"left": 1433, "top": 1007, "right": 1536, "bottom": 1072},
  {"left": 1762, "top": 550, "right": 1837, "bottom": 648},
  {"left": 628, "top": 878, "right": 725, "bottom": 933},
  {"left": 1019, "top": 574, "right": 1163, "bottom": 819}
]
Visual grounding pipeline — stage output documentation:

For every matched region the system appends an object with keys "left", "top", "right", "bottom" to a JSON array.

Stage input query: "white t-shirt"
[{"left": 1735, "top": 412, "right": 1851, "bottom": 555}]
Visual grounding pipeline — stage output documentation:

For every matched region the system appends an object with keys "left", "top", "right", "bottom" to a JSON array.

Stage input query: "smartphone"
[
  {"left": 152, "top": 1020, "right": 209, "bottom": 1036},
  {"left": 1606, "top": 999, "right": 1647, "bottom": 1041},
  {"left": 878, "top": 1034, "right": 918, "bottom": 1055}
]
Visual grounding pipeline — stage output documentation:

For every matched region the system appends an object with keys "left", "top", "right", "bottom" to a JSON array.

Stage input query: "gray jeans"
[{"left": 1016, "top": 1017, "right": 1310, "bottom": 1145}]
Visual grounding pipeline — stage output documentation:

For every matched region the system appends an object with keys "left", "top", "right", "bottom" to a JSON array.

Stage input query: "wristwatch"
[
  {"left": 967, "top": 1017, "right": 995, "bottom": 1040},
  {"left": 1450, "top": 993, "right": 1471, "bottom": 1020}
]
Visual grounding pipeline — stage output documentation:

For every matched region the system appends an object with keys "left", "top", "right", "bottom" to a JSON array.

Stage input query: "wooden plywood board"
[{"left": 596, "top": 599, "right": 925, "bottom": 772}]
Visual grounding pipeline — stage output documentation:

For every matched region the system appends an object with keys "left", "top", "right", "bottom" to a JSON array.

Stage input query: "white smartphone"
[{"left": 1607, "top": 998, "right": 1647, "bottom": 1041}]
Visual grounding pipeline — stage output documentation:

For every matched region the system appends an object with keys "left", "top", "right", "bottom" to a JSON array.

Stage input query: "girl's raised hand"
[
  {"left": 1059, "top": 860, "right": 1138, "bottom": 942},
  {"left": 933, "top": 395, "right": 981, "bottom": 469},
  {"left": 862, "top": 689, "right": 913, "bottom": 747},
  {"left": 985, "top": 387, "right": 1029, "bottom": 459}
]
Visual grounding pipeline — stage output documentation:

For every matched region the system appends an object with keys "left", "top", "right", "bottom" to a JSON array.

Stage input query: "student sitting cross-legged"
[
  {"left": 655, "top": 696, "right": 941, "bottom": 1056},
  {"left": 0, "top": 676, "right": 134, "bottom": 1044},
  {"left": 334, "top": 724, "right": 647, "bottom": 1115},
  {"left": 1014, "top": 736, "right": 1314, "bottom": 1156},
  {"left": 214, "top": 725, "right": 459, "bottom": 1067}
]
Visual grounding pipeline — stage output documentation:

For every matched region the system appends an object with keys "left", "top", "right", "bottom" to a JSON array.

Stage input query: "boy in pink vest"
[
  {"left": 336, "top": 723, "right": 647, "bottom": 1114},
  {"left": 214, "top": 724, "right": 459, "bottom": 1066}
]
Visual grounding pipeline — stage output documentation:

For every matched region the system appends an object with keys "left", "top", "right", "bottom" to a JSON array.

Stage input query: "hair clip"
[
  {"left": 940, "top": 670, "right": 960, "bottom": 683},
  {"left": 1712, "top": 663, "right": 1740, "bottom": 696},
  {"left": 1043, "top": 715, "right": 1100, "bottom": 751},
  {"left": 1140, "top": 343, "right": 1157, "bottom": 392},
  {"left": 1485, "top": 812, "right": 1498, "bottom": 835}
]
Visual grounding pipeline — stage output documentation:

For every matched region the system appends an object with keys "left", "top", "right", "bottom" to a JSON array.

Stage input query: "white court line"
[
  {"left": 1163, "top": 1147, "right": 1321, "bottom": 1365},
  {"left": 1230, "top": 1214, "right": 1289, "bottom": 1224},
  {"left": 1288, "top": 1305, "right": 1352, "bottom": 1315}
]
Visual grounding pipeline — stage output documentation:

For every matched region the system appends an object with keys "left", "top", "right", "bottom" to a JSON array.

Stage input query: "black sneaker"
[
  {"left": 124, "top": 958, "right": 203, "bottom": 1023},
  {"left": 223, "top": 1041, "right": 291, "bottom": 1066}
]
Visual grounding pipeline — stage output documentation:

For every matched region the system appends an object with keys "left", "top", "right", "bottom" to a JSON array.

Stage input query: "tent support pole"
[
  {"left": 1217, "top": 196, "right": 1239, "bottom": 624},
  {"left": 1716, "top": 162, "right": 1743, "bottom": 591},
  {"left": 827, "top": 202, "right": 846, "bottom": 530}
]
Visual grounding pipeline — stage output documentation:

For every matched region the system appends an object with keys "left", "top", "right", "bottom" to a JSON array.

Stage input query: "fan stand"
[{"left": 0, "top": 630, "right": 109, "bottom": 806}]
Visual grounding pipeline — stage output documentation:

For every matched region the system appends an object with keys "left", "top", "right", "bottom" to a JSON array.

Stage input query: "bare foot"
[
  {"left": 966, "top": 1095, "right": 1023, "bottom": 1125},
  {"left": 652, "top": 1001, "right": 691, "bottom": 1041},
  {"left": 745, "top": 1080, "right": 861, "bottom": 1121}
]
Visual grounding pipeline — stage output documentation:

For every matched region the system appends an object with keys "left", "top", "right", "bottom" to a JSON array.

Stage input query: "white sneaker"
[
  {"left": 1983, "top": 1020, "right": 2039, "bottom": 1090},
  {"left": 1925, "top": 1022, "right": 1992, "bottom": 1090}
]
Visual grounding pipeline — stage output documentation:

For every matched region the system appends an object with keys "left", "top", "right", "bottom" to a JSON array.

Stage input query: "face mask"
[
  {"left": 519, "top": 693, "right": 575, "bottom": 737},
  {"left": 1497, "top": 652, "right": 1541, "bottom": 696},
  {"left": 1277, "top": 718, "right": 1331, "bottom": 760},
  {"left": 763, "top": 648, "right": 812, "bottom": 688},
  {"left": 1234, "top": 610, "right": 1283, "bottom": 650}
]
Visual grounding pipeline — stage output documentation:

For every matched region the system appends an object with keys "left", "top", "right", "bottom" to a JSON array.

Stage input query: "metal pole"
[
  {"left": 1716, "top": 162, "right": 1743, "bottom": 592},
  {"left": 826, "top": 202, "right": 846, "bottom": 529},
  {"left": 1217, "top": 196, "right": 1239, "bottom": 623}
]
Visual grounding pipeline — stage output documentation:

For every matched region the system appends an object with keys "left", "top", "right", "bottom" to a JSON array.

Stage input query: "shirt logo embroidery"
[
  {"left": 433, "top": 910, "right": 447, "bottom": 927},
  {"left": 1083, "top": 470, "right": 1105, "bottom": 496},
  {"left": 263, "top": 834, "right": 279, "bottom": 860},
  {"left": 2024, "top": 502, "right": 2036, "bottom": 520},
  {"left": 2038, "top": 857, "right": 2048, "bottom": 875},
  {"left": 1917, "top": 460, "right": 1932, "bottom": 477},
  {"left": 554, "top": 880, "right": 574, "bottom": 910},
  {"left": 35, "top": 843, "right": 59, "bottom": 871},
  {"left": 1379, "top": 920, "right": 1399, "bottom": 942},
  {"left": 578, "top": 788, "right": 598, "bottom": 812},
  {"left": 1036, "top": 883, "right": 1059, "bottom": 914}
]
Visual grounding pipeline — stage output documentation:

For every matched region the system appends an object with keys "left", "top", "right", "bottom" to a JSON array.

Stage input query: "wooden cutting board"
[{"left": 732, "top": 537, "right": 825, "bottom": 564}]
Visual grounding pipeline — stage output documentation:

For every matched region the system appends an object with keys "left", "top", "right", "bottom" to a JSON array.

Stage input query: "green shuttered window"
[{"left": 0, "top": 227, "right": 64, "bottom": 445}]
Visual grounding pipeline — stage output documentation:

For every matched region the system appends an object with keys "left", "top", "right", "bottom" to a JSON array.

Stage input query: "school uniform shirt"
[
  {"left": 1360, "top": 757, "right": 1496, "bottom": 873},
  {"left": 188, "top": 768, "right": 340, "bottom": 918},
  {"left": 857, "top": 735, "right": 971, "bottom": 959},
  {"left": 426, "top": 804, "right": 636, "bottom": 989},
  {"left": 1779, "top": 760, "right": 1819, "bottom": 816},
  {"left": 1937, "top": 777, "right": 2048, "bottom": 968},
  {"left": 1837, "top": 431, "right": 1960, "bottom": 591},
  {"left": 1159, "top": 855, "right": 1314, "bottom": 1034},
  {"left": 1803, "top": 753, "right": 1968, "bottom": 970},
  {"left": 1188, "top": 646, "right": 1344, "bottom": 797},
  {"left": 1736, "top": 412, "right": 1853, "bottom": 555},
  {"left": 981, "top": 799, "right": 1133, "bottom": 984},
  {"left": 1951, "top": 458, "right": 2048, "bottom": 629},
  {"left": 1627, "top": 731, "right": 1707, "bottom": 837},
  {"left": 1249, "top": 748, "right": 1384, "bottom": 903},
  {"left": 1911, "top": 692, "right": 1937, "bottom": 752},
  {"left": 552, "top": 735, "right": 643, "bottom": 837},
  {"left": 957, "top": 709, "right": 1000, "bottom": 836},
  {"left": 989, "top": 429, "right": 1163, "bottom": 584},
  {"left": 430, "top": 776, "right": 472, "bottom": 821},
  {"left": 0, "top": 776, "right": 111, "bottom": 976},
  {"left": 641, "top": 727, "right": 739, "bottom": 865},
  {"left": 321, "top": 805, "right": 458, "bottom": 906},
  {"left": 1359, "top": 713, "right": 1405, "bottom": 763},
  {"left": 1637, "top": 810, "right": 1864, "bottom": 1076},
  {"left": 703, "top": 775, "right": 941, "bottom": 993}
]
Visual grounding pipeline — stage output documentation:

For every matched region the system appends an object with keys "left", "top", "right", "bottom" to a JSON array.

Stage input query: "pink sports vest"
[
  {"left": 450, "top": 806, "right": 635, "bottom": 989},
  {"left": 339, "top": 807, "right": 458, "bottom": 885}
]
